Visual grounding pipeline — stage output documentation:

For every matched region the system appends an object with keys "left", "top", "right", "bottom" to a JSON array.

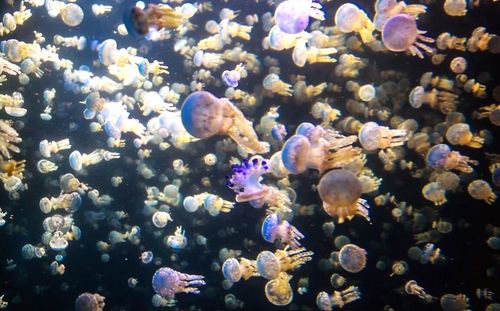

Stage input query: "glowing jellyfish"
[
  {"left": 49, "top": 231, "right": 68, "bottom": 251},
  {"left": 152, "top": 267, "right": 205, "bottom": 299},
  {"left": 74, "top": 292, "right": 105, "bottom": 311},
  {"left": 274, "top": 0, "right": 325, "bottom": 34},
  {"left": 318, "top": 169, "right": 370, "bottom": 223},
  {"left": 61, "top": 4, "right": 84, "bottom": 27},
  {"left": 123, "top": 4, "right": 184, "bottom": 36},
  {"left": 222, "top": 257, "right": 258, "bottom": 283},
  {"left": 382, "top": 14, "right": 435, "bottom": 58},
  {"left": 152, "top": 211, "right": 172, "bottom": 228},
  {"left": 261, "top": 213, "right": 304, "bottom": 249},
  {"left": 467, "top": 179, "right": 497, "bottom": 205},
  {"left": 445, "top": 123, "right": 484, "bottom": 148},
  {"left": 358, "top": 121, "right": 408, "bottom": 151},
  {"left": 335, "top": 3, "right": 375, "bottom": 44},
  {"left": 181, "top": 91, "right": 269, "bottom": 154},
  {"left": 166, "top": 226, "right": 187, "bottom": 249},
  {"left": 140, "top": 251, "right": 154, "bottom": 264},
  {"left": 440, "top": 293, "right": 470, "bottom": 311},
  {"left": 422, "top": 182, "right": 447, "bottom": 206},
  {"left": 426, "top": 144, "right": 476, "bottom": 173},
  {"left": 256, "top": 247, "right": 313, "bottom": 280},
  {"left": 264, "top": 272, "right": 293, "bottom": 306},
  {"left": 338, "top": 244, "right": 367, "bottom": 273}
]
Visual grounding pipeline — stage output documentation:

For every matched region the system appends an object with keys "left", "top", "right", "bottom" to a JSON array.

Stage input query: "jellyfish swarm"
[
  {"left": 152, "top": 267, "right": 205, "bottom": 300},
  {"left": 382, "top": 14, "right": 435, "bottom": 58},
  {"left": 318, "top": 169, "right": 370, "bottom": 223},
  {"left": 123, "top": 4, "right": 183, "bottom": 36},
  {"left": 274, "top": 0, "right": 325, "bottom": 34},
  {"left": 181, "top": 91, "right": 269, "bottom": 154}
]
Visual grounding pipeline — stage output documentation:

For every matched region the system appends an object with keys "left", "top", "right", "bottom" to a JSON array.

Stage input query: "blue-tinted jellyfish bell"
[
  {"left": 152, "top": 211, "right": 172, "bottom": 228},
  {"left": 338, "top": 244, "right": 367, "bottom": 273},
  {"left": 152, "top": 267, "right": 205, "bottom": 299},
  {"left": 261, "top": 213, "right": 304, "bottom": 249},
  {"left": 274, "top": 0, "right": 325, "bottom": 34},
  {"left": 318, "top": 169, "right": 370, "bottom": 223},
  {"left": 96, "top": 39, "right": 117, "bottom": 66},
  {"left": 226, "top": 157, "right": 269, "bottom": 203},
  {"left": 166, "top": 226, "right": 187, "bottom": 249},
  {"left": 123, "top": 4, "right": 183, "bottom": 36},
  {"left": 222, "top": 257, "right": 259, "bottom": 283},
  {"left": 181, "top": 91, "right": 270, "bottom": 154},
  {"left": 140, "top": 251, "right": 154, "bottom": 264},
  {"left": 75, "top": 292, "right": 105, "bottom": 311},
  {"left": 426, "top": 144, "right": 477, "bottom": 173},
  {"left": 264, "top": 272, "right": 293, "bottom": 306},
  {"left": 256, "top": 247, "right": 313, "bottom": 280},
  {"left": 358, "top": 121, "right": 408, "bottom": 151},
  {"left": 382, "top": 14, "right": 435, "bottom": 58}
]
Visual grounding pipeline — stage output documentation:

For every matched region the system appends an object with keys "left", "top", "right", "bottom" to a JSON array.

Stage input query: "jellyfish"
[
  {"left": 264, "top": 272, "right": 293, "bottom": 306},
  {"left": 274, "top": 0, "right": 324, "bottom": 34},
  {"left": 440, "top": 293, "right": 470, "bottom": 310},
  {"left": 261, "top": 213, "right": 304, "bottom": 249},
  {"left": 467, "top": 179, "right": 497, "bottom": 205},
  {"left": 39, "top": 139, "right": 71, "bottom": 157},
  {"left": 422, "top": 182, "right": 447, "bottom": 206},
  {"left": 74, "top": 292, "right": 105, "bottom": 311},
  {"left": 316, "top": 286, "right": 361, "bottom": 310},
  {"left": 382, "top": 14, "right": 436, "bottom": 58},
  {"left": 123, "top": 4, "right": 184, "bottom": 36},
  {"left": 152, "top": 267, "right": 205, "bottom": 300},
  {"left": 221, "top": 63, "right": 246, "bottom": 88},
  {"left": 358, "top": 121, "right": 408, "bottom": 151},
  {"left": 426, "top": 144, "right": 477, "bottom": 173},
  {"left": 338, "top": 244, "right": 367, "bottom": 273},
  {"left": 405, "top": 280, "right": 434, "bottom": 302},
  {"left": 49, "top": 231, "right": 68, "bottom": 251},
  {"left": 181, "top": 91, "right": 270, "bottom": 154},
  {"left": 60, "top": 3, "right": 84, "bottom": 27},
  {"left": 445, "top": 123, "right": 484, "bottom": 148},
  {"left": 152, "top": 211, "right": 173, "bottom": 228},
  {"left": 222, "top": 257, "right": 259, "bottom": 283},
  {"left": 256, "top": 246, "right": 313, "bottom": 280},
  {"left": 335, "top": 3, "right": 375, "bottom": 44},
  {"left": 166, "top": 226, "right": 187, "bottom": 249},
  {"left": 318, "top": 169, "right": 370, "bottom": 223},
  {"left": 140, "top": 251, "right": 154, "bottom": 264}
]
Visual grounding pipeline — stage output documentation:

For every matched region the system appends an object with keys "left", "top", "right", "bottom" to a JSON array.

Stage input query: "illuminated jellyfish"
[
  {"left": 39, "top": 139, "right": 71, "bottom": 157},
  {"left": 74, "top": 292, "right": 105, "bottom": 311},
  {"left": 358, "top": 121, "right": 408, "bottom": 151},
  {"left": 318, "top": 169, "right": 370, "bottom": 223},
  {"left": 445, "top": 123, "right": 484, "bottom": 148},
  {"left": 59, "top": 173, "right": 89, "bottom": 194},
  {"left": 274, "top": 0, "right": 325, "bottom": 34},
  {"left": 335, "top": 3, "right": 375, "bottom": 44},
  {"left": 338, "top": 244, "right": 367, "bottom": 273},
  {"left": 467, "top": 179, "right": 497, "bottom": 205},
  {"left": 69, "top": 150, "right": 104, "bottom": 172},
  {"left": 316, "top": 286, "right": 361, "bottom": 310},
  {"left": 373, "top": 0, "right": 427, "bottom": 31},
  {"left": 43, "top": 214, "right": 70, "bottom": 233},
  {"left": 49, "top": 231, "right": 69, "bottom": 251},
  {"left": 261, "top": 213, "right": 304, "bottom": 249},
  {"left": 281, "top": 123, "right": 359, "bottom": 174},
  {"left": 440, "top": 293, "right": 470, "bottom": 311},
  {"left": 221, "top": 63, "right": 246, "bottom": 88},
  {"left": 152, "top": 267, "right": 205, "bottom": 300},
  {"left": 203, "top": 194, "right": 234, "bottom": 216},
  {"left": 83, "top": 92, "right": 105, "bottom": 120},
  {"left": 405, "top": 280, "right": 434, "bottom": 302},
  {"left": 152, "top": 211, "right": 173, "bottom": 228},
  {"left": 181, "top": 91, "right": 269, "bottom": 154},
  {"left": 140, "top": 251, "right": 154, "bottom": 264},
  {"left": 256, "top": 246, "right": 313, "bottom": 280},
  {"left": 61, "top": 3, "right": 84, "bottom": 27},
  {"left": 382, "top": 14, "right": 436, "bottom": 58},
  {"left": 422, "top": 182, "right": 447, "bottom": 206},
  {"left": 222, "top": 257, "right": 259, "bottom": 283},
  {"left": 166, "top": 226, "right": 187, "bottom": 249},
  {"left": 264, "top": 272, "right": 293, "bottom": 306},
  {"left": 123, "top": 4, "right": 184, "bottom": 36},
  {"left": 426, "top": 144, "right": 477, "bottom": 173}
]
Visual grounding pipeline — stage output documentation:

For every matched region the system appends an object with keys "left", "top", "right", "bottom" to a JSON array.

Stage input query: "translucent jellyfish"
[
  {"left": 440, "top": 293, "right": 470, "bottom": 311},
  {"left": 449, "top": 56, "right": 467, "bottom": 74},
  {"left": 382, "top": 14, "right": 435, "bottom": 58},
  {"left": 261, "top": 213, "right": 304, "bottom": 249},
  {"left": 69, "top": 150, "right": 104, "bottom": 172},
  {"left": 316, "top": 286, "right": 361, "bottom": 310},
  {"left": 426, "top": 144, "right": 477, "bottom": 173},
  {"left": 123, "top": 4, "right": 184, "bottom": 36},
  {"left": 405, "top": 280, "right": 434, "bottom": 302},
  {"left": 36, "top": 159, "right": 58, "bottom": 174},
  {"left": 358, "top": 121, "right": 408, "bottom": 151},
  {"left": 221, "top": 63, "right": 246, "bottom": 88},
  {"left": 467, "top": 179, "right": 497, "bottom": 205},
  {"left": 140, "top": 251, "right": 154, "bottom": 264},
  {"left": 338, "top": 244, "right": 367, "bottom": 273},
  {"left": 74, "top": 292, "right": 105, "bottom": 311},
  {"left": 256, "top": 246, "right": 313, "bottom": 280},
  {"left": 21, "top": 244, "right": 35, "bottom": 260},
  {"left": 445, "top": 123, "right": 484, "bottom": 148},
  {"left": 152, "top": 267, "right": 205, "bottom": 299},
  {"left": 264, "top": 272, "right": 293, "bottom": 306},
  {"left": 225, "top": 157, "right": 268, "bottom": 203},
  {"left": 181, "top": 91, "right": 269, "bottom": 154},
  {"left": 318, "top": 169, "right": 370, "bottom": 223},
  {"left": 422, "top": 182, "right": 447, "bottom": 206},
  {"left": 358, "top": 84, "right": 376, "bottom": 102},
  {"left": 61, "top": 4, "right": 84, "bottom": 27},
  {"left": 373, "top": 0, "right": 427, "bottom": 31},
  {"left": 222, "top": 257, "right": 259, "bottom": 283},
  {"left": 166, "top": 226, "right": 187, "bottom": 249},
  {"left": 274, "top": 0, "right": 325, "bottom": 34},
  {"left": 335, "top": 3, "right": 375, "bottom": 44},
  {"left": 152, "top": 211, "right": 172, "bottom": 228},
  {"left": 443, "top": 0, "right": 467, "bottom": 16},
  {"left": 39, "top": 139, "right": 71, "bottom": 157}
]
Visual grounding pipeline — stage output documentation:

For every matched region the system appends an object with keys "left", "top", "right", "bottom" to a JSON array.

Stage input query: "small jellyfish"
[
  {"left": 222, "top": 257, "right": 259, "bottom": 283},
  {"left": 75, "top": 292, "right": 105, "bottom": 311},
  {"left": 426, "top": 144, "right": 477, "bottom": 173},
  {"left": 264, "top": 272, "right": 293, "bottom": 306},
  {"left": 316, "top": 286, "right": 361, "bottom": 310},
  {"left": 221, "top": 63, "right": 246, "bottom": 88},
  {"left": 382, "top": 14, "right": 435, "bottom": 58},
  {"left": 467, "top": 179, "right": 497, "bottom": 205},
  {"left": 261, "top": 213, "right": 304, "bottom": 249},
  {"left": 335, "top": 3, "right": 375, "bottom": 44},
  {"left": 140, "top": 251, "right": 154, "bottom": 264},
  {"left": 274, "top": 0, "right": 325, "bottom": 34},
  {"left": 152, "top": 267, "right": 205, "bottom": 299},
  {"left": 445, "top": 123, "right": 484, "bottom": 148},
  {"left": 318, "top": 169, "right": 370, "bottom": 223},
  {"left": 181, "top": 91, "right": 269, "bottom": 154},
  {"left": 256, "top": 246, "right": 313, "bottom": 280},
  {"left": 152, "top": 211, "right": 173, "bottom": 228},
  {"left": 422, "top": 182, "right": 447, "bottom": 206},
  {"left": 166, "top": 226, "right": 188, "bottom": 249},
  {"left": 338, "top": 244, "right": 367, "bottom": 273},
  {"left": 358, "top": 121, "right": 408, "bottom": 151},
  {"left": 443, "top": 0, "right": 467, "bottom": 16},
  {"left": 61, "top": 4, "right": 84, "bottom": 27},
  {"left": 405, "top": 280, "right": 434, "bottom": 302},
  {"left": 358, "top": 84, "right": 376, "bottom": 102},
  {"left": 49, "top": 231, "right": 69, "bottom": 251}
]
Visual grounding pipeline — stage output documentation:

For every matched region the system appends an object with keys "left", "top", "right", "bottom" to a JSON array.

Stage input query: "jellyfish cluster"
[{"left": 0, "top": 0, "right": 499, "bottom": 310}]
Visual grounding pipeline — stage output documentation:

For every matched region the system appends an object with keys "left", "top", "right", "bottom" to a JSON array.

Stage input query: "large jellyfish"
[{"left": 152, "top": 267, "right": 205, "bottom": 300}]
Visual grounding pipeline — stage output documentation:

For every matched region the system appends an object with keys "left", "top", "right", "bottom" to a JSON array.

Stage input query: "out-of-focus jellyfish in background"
[
  {"left": 405, "top": 280, "right": 434, "bottom": 303},
  {"left": 337, "top": 243, "right": 367, "bottom": 273},
  {"left": 426, "top": 144, "right": 477, "bottom": 173},
  {"left": 261, "top": 213, "right": 304, "bottom": 249},
  {"left": 181, "top": 91, "right": 270, "bottom": 154},
  {"left": 60, "top": 3, "right": 84, "bottom": 27},
  {"left": 335, "top": 3, "right": 375, "bottom": 44},
  {"left": 467, "top": 179, "right": 497, "bottom": 205},
  {"left": 256, "top": 246, "right": 313, "bottom": 280},
  {"left": 222, "top": 257, "right": 259, "bottom": 283},
  {"left": 358, "top": 121, "right": 408, "bottom": 151},
  {"left": 74, "top": 292, "right": 105, "bottom": 311},
  {"left": 382, "top": 14, "right": 436, "bottom": 58},
  {"left": 274, "top": 0, "right": 325, "bottom": 34},
  {"left": 264, "top": 271, "right": 293, "bottom": 306},
  {"left": 316, "top": 286, "right": 361, "bottom": 310},
  {"left": 318, "top": 169, "right": 370, "bottom": 223},
  {"left": 140, "top": 251, "right": 154, "bottom": 264},
  {"left": 440, "top": 293, "right": 470, "bottom": 311},
  {"left": 152, "top": 267, "right": 205, "bottom": 302}
]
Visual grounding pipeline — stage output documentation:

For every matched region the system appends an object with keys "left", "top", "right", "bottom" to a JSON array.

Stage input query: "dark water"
[{"left": 0, "top": 0, "right": 499, "bottom": 310}]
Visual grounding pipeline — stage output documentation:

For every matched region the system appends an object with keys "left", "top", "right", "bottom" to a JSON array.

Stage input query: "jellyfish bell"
[{"left": 123, "top": 6, "right": 149, "bottom": 36}]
